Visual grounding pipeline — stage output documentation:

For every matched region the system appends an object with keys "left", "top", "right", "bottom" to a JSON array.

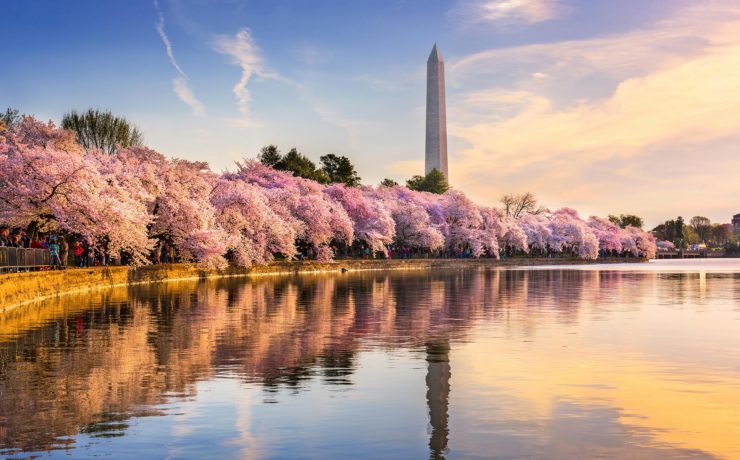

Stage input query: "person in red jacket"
[{"left": 73, "top": 241, "right": 85, "bottom": 268}]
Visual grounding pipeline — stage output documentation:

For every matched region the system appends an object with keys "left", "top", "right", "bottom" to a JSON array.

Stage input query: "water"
[{"left": 1, "top": 260, "right": 739, "bottom": 459}]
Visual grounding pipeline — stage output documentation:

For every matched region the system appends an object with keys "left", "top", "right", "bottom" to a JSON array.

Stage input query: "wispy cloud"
[
  {"left": 456, "top": 0, "right": 568, "bottom": 25},
  {"left": 154, "top": 0, "right": 205, "bottom": 116},
  {"left": 172, "top": 76, "right": 206, "bottom": 117},
  {"left": 212, "top": 28, "right": 277, "bottom": 127}
]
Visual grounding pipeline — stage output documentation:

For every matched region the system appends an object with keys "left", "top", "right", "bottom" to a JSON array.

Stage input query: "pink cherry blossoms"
[{"left": 0, "top": 116, "right": 657, "bottom": 267}]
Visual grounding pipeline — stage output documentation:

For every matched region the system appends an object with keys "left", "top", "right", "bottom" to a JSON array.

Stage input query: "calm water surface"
[{"left": 1, "top": 260, "right": 739, "bottom": 459}]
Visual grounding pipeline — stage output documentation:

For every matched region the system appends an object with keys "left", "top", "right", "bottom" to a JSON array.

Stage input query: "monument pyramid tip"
[{"left": 428, "top": 43, "right": 443, "bottom": 62}]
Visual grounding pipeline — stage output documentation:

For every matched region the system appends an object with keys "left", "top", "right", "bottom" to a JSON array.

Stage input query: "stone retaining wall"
[{"left": 0, "top": 257, "right": 644, "bottom": 312}]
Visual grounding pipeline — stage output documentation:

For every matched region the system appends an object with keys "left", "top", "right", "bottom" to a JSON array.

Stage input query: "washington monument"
[{"left": 425, "top": 43, "right": 448, "bottom": 179}]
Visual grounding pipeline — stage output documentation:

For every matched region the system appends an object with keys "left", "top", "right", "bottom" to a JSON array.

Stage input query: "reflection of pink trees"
[
  {"left": 0, "top": 267, "right": 656, "bottom": 453},
  {"left": 0, "top": 117, "right": 657, "bottom": 266}
]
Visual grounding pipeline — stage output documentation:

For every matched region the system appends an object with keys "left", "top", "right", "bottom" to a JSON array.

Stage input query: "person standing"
[
  {"left": 20, "top": 231, "right": 30, "bottom": 248},
  {"left": 60, "top": 237, "right": 69, "bottom": 267},
  {"left": 99, "top": 245, "right": 107, "bottom": 266},
  {"left": 0, "top": 228, "right": 10, "bottom": 246},
  {"left": 86, "top": 245, "right": 96, "bottom": 267},
  {"left": 49, "top": 239, "right": 62, "bottom": 269},
  {"left": 73, "top": 241, "right": 84, "bottom": 267},
  {"left": 161, "top": 243, "right": 169, "bottom": 263}
]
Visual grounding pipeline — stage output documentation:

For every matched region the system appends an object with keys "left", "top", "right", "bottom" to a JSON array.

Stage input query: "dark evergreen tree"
[
  {"left": 278, "top": 148, "right": 329, "bottom": 183},
  {"left": 320, "top": 154, "right": 361, "bottom": 187},
  {"left": 608, "top": 214, "right": 644, "bottom": 229},
  {"left": 257, "top": 145, "right": 282, "bottom": 167},
  {"left": 406, "top": 168, "right": 449, "bottom": 194}
]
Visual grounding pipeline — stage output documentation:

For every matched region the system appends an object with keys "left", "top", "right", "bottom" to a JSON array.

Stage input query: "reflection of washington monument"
[{"left": 426, "top": 339, "right": 451, "bottom": 460}]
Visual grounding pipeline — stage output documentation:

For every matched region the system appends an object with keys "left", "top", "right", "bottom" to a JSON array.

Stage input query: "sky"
[{"left": 2, "top": 0, "right": 739, "bottom": 228}]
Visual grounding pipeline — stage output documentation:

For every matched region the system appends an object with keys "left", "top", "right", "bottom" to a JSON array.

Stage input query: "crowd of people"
[
  {"left": 0, "top": 227, "right": 111, "bottom": 270},
  {"left": 0, "top": 226, "right": 191, "bottom": 271}
]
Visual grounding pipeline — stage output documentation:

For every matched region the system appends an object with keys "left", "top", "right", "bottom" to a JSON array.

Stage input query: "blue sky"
[{"left": 3, "top": 0, "right": 739, "bottom": 226}]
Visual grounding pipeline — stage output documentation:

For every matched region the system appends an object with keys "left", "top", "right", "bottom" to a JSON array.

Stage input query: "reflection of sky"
[{"left": 1, "top": 261, "right": 739, "bottom": 458}]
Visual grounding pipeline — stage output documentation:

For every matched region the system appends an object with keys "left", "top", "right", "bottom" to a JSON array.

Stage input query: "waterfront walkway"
[{"left": 0, "top": 258, "right": 644, "bottom": 311}]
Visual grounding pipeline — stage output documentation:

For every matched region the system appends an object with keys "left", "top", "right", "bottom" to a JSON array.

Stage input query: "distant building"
[{"left": 733, "top": 213, "right": 740, "bottom": 232}]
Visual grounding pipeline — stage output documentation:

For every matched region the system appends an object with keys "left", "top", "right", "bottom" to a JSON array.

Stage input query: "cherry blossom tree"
[
  {"left": 6, "top": 116, "right": 81, "bottom": 153},
  {"left": 211, "top": 177, "right": 297, "bottom": 267},
  {"left": 371, "top": 186, "right": 445, "bottom": 251},
  {"left": 324, "top": 184, "right": 395, "bottom": 251},
  {"left": 232, "top": 161, "right": 354, "bottom": 259},
  {"left": 478, "top": 207, "right": 502, "bottom": 257},
  {"left": 391, "top": 200, "right": 445, "bottom": 250},
  {"left": 154, "top": 159, "right": 227, "bottom": 268},
  {"left": 587, "top": 216, "right": 623, "bottom": 254},
  {"left": 656, "top": 240, "right": 675, "bottom": 251},
  {"left": 518, "top": 213, "right": 553, "bottom": 253},
  {"left": 549, "top": 208, "right": 599, "bottom": 259},
  {"left": 0, "top": 112, "right": 660, "bottom": 266},
  {"left": 489, "top": 207, "right": 528, "bottom": 254},
  {"left": 439, "top": 190, "right": 484, "bottom": 256},
  {"left": 625, "top": 225, "right": 657, "bottom": 259},
  {"left": 619, "top": 229, "right": 639, "bottom": 256},
  {"left": 0, "top": 140, "right": 153, "bottom": 264}
]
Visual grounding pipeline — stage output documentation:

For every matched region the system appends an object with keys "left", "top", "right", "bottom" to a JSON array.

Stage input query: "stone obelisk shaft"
[{"left": 425, "top": 44, "right": 448, "bottom": 179}]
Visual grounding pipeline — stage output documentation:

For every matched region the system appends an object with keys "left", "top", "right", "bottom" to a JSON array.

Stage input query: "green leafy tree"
[
  {"left": 608, "top": 214, "right": 644, "bottom": 229},
  {"left": 406, "top": 168, "right": 449, "bottom": 194},
  {"left": 380, "top": 178, "right": 398, "bottom": 187},
  {"left": 277, "top": 148, "right": 329, "bottom": 183},
  {"left": 689, "top": 216, "right": 712, "bottom": 242},
  {"left": 654, "top": 216, "right": 692, "bottom": 248},
  {"left": 257, "top": 144, "right": 282, "bottom": 167},
  {"left": 652, "top": 222, "right": 670, "bottom": 242},
  {"left": 710, "top": 223, "right": 734, "bottom": 246},
  {"left": 653, "top": 219, "right": 677, "bottom": 242},
  {"left": 684, "top": 225, "right": 700, "bottom": 245},
  {"left": 674, "top": 216, "right": 686, "bottom": 249},
  {"left": 406, "top": 175, "right": 425, "bottom": 190},
  {"left": 320, "top": 153, "right": 361, "bottom": 187},
  {"left": 62, "top": 109, "right": 143, "bottom": 154},
  {"left": 1, "top": 107, "right": 22, "bottom": 128}
]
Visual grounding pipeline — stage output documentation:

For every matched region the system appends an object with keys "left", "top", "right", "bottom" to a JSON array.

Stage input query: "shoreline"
[{"left": 0, "top": 257, "right": 645, "bottom": 313}]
